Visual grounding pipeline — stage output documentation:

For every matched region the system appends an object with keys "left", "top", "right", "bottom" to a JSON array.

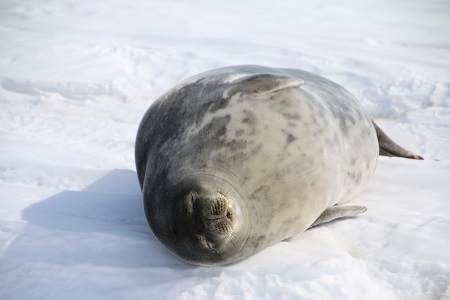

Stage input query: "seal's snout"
[
  {"left": 196, "top": 192, "right": 235, "bottom": 240},
  {"left": 173, "top": 188, "right": 240, "bottom": 259},
  {"left": 146, "top": 174, "right": 249, "bottom": 265}
]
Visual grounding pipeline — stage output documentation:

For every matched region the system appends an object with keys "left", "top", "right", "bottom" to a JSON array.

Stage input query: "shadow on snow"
[{"left": 10, "top": 169, "right": 189, "bottom": 269}]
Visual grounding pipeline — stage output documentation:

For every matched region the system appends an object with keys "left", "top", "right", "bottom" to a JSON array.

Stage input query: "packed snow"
[{"left": 1, "top": 0, "right": 449, "bottom": 299}]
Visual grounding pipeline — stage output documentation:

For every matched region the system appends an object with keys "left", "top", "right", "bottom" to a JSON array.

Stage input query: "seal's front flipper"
[
  {"left": 309, "top": 205, "right": 367, "bottom": 228},
  {"left": 373, "top": 121, "right": 423, "bottom": 160}
]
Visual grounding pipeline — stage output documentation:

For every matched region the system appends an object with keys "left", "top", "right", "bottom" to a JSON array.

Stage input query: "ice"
[{"left": 1, "top": 0, "right": 449, "bottom": 299}]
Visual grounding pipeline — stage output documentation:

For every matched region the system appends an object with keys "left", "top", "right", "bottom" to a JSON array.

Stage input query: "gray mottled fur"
[{"left": 135, "top": 65, "right": 421, "bottom": 266}]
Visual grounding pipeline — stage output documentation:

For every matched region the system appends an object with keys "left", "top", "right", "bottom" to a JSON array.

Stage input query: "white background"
[{"left": 1, "top": 0, "right": 449, "bottom": 299}]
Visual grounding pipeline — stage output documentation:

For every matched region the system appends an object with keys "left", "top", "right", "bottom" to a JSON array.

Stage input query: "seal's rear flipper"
[
  {"left": 309, "top": 205, "right": 367, "bottom": 228},
  {"left": 373, "top": 121, "right": 423, "bottom": 160}
]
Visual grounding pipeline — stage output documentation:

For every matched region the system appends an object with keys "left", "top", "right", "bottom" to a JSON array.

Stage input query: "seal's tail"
[{"left": 373, "top": 121, "right": 424, "bottom": 160}]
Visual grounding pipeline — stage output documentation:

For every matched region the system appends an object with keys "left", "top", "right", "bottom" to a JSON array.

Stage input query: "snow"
[{"left": 1, "top": 0, "right": 449, "bottom": 299}]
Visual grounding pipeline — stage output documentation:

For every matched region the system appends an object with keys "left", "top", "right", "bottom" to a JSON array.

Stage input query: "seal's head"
[{"left": 144, "top": 174, "right": 250, "bottom": 266}]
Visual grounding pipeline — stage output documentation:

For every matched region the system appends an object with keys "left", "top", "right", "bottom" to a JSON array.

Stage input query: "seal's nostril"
[{"left": 226, "top": 210, "right": 233, "bottom": 220}]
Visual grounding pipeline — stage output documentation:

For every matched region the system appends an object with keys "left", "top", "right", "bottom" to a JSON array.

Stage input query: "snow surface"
[{"left": 1, "top": 0, "right": 449, "bottom": 299}]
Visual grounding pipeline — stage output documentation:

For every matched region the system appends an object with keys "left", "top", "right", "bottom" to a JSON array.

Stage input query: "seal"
[{"left": 135, "top": 65, "right": 423, "bottom": 266}]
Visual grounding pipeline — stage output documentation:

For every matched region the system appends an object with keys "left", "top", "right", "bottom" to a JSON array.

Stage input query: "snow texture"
[{"left": 1, "top": 0, "right": 449, "bottom": 299}]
